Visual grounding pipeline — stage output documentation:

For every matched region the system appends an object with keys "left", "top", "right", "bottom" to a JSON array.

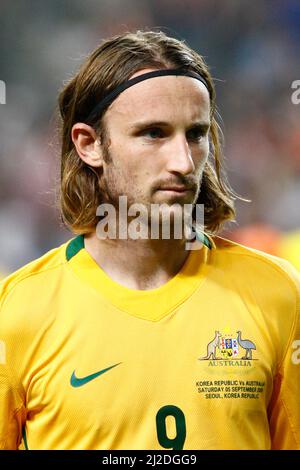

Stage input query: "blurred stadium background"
[{"left": 0, "top": 0, "right": 299, "bottom": 276}]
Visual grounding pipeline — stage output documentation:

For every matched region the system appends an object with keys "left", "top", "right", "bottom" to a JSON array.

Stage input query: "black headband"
[{"left": 86, "top": 68, "right": 210, "bottom": 122}]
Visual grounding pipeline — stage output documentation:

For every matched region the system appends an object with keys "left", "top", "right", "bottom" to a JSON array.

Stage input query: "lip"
[
  {"left": 158, "top": 188, "right": 192, "bottom": 198},
  {"left": 159, "top": 186, "right": 192, "bottom": 193}
]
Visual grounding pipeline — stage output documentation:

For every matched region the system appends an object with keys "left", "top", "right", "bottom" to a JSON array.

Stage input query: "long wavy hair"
[{"left": 58, "top": 30, "right": 240, "bottom": 235}]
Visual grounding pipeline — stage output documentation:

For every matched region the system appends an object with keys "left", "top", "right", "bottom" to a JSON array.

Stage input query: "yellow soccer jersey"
[{"left": 0, "top": 233, "right": 300, "bottom": 450}]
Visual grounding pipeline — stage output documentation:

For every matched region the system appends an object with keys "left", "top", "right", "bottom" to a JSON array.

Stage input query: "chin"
[
  {"left": 158, "top": 205, "right": 187, "bottom": 224},
  {"left": 156, "top": 192, "right": 194, "bottom": 204}
]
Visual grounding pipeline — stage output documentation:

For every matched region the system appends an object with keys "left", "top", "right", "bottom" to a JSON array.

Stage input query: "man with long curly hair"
[{"left": 0, "top": 30, "right": 299, "bottom": 450}]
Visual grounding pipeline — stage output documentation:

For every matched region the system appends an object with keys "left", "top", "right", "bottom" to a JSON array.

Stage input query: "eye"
[
  {"left": 186, "top": 127, "right": 208, "bottom": 141},
  {"left": 143, "top": 128, "right": 165, "bottom": 139}
]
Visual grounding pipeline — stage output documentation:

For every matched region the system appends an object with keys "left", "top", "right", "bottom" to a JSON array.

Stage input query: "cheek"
[
  {"left": 109, "top": 158, "right": 147, "bottom": 189},
  {"left": 114, "top": 143, "right": 156, "bottom": 179},
  {"left": 194, "top": 141, "right": 209, "bottom": 169},
  {"left": 201, "top": 136, "right": 210, "bottom": 155}
]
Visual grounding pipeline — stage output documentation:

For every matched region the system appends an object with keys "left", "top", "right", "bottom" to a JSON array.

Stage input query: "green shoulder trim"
[
  {"left": 22, "top": 426, "right": 29, "bottom": 450},
  {"left": 196, "top": 231, "right": 212, "bottom": 250},
  {"left": 66, "top": 235, "right": 85, "bottom": 261}
]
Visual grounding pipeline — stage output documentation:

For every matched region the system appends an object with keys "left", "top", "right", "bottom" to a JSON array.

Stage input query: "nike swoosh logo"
[{"left": 70, "top": 362, "right": 122, "bottom": 388}]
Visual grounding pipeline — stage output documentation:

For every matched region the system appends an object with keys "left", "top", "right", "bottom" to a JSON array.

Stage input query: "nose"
[{"left": 165, "top": 134, "right": 195, "bottom": 175}]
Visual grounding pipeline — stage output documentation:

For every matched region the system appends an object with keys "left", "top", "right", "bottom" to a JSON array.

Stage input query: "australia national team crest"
[
  {"left": 219, "top": 336, "right": 239, "bottom": 359},
  {"left": 198, "top": 330, "right": 257, "bottom": 365}
]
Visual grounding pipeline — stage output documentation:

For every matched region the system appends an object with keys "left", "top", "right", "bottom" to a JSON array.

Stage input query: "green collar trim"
[
  {"left": 66, "top": 231, "right": 212, "bottom": 262},
  {"left": 196, "top": 231, "right": 212, "bottom": 250},
  {"left": 66, "top": 234, "right": 85, "bottom": 261}
]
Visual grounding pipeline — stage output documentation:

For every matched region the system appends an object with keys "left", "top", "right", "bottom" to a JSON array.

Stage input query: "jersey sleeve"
[
  {"left": 0, "top": 282, "right": 26, "bottom": 449},
  {"left": 0, "top": 362, "right": 25, "bottom": 449},
  {"left": 268, "top": 262, "right": 300, "bottom": 449}
]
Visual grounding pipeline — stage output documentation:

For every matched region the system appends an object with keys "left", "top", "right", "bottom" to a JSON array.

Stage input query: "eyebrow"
[{"left": 129, "top": 120, "right": 211, "bottom": 132}]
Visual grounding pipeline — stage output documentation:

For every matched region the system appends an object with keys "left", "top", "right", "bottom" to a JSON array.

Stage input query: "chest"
[{"left": 24, "top": 298, "right": 276, "bottom": 449}]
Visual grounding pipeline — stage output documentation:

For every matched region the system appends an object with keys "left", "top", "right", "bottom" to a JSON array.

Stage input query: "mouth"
[{"left": 158, "top": 186, "right": 193, "bottom": 195}]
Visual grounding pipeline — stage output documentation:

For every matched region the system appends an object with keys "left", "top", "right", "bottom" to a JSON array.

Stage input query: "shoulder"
[
  {"left": 211, "top": 235, "right": 300, "bottom": 279},
  {"left": 0, "top": 238, "right": 72, "bottom": 318},
  {"left": 210, "top": 234, "right": 300, "bottom": 315}
]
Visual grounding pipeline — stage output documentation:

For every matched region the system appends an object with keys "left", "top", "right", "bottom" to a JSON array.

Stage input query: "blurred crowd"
[{"left": 0, "top": 0, "right": 299, "bottom": 274}]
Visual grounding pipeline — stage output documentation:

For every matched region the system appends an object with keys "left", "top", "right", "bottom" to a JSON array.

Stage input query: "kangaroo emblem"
[{"left": 199, "top": 331, "right": 222, "bottom": 360}]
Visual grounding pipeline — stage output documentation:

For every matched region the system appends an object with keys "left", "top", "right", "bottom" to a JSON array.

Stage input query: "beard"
[{"left": 97, "top": 143, "right": 203, "bottom": 240}]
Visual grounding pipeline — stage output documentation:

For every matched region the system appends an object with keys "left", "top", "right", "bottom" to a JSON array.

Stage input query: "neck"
[{"left": 84, "top": 232, "right": 193, "bottom": 290}]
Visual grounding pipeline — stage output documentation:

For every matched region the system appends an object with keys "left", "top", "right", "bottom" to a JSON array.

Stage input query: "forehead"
[{"left": 105, "top": 69, "right": 210, "bottom": 125}]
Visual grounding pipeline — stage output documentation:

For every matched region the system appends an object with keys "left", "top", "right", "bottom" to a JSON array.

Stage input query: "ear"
[{"left": 71, "top": 123, "right": 104, "bottom": 168}]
